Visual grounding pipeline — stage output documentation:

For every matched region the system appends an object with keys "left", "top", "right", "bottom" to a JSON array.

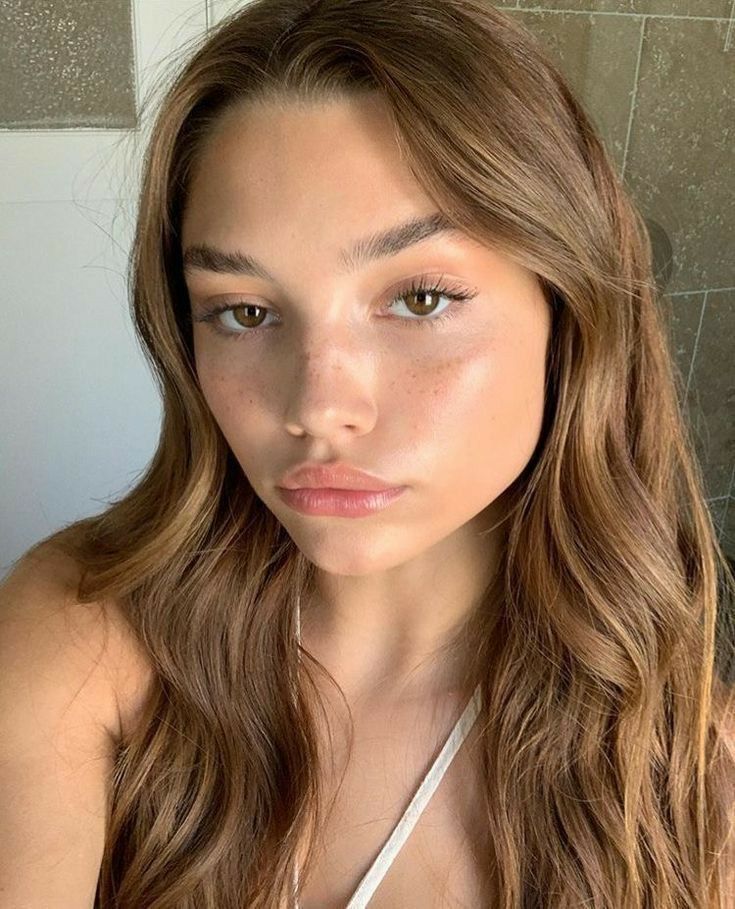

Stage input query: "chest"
[{"left": 295, "top": 698, "right": 495, "bottom": 909}]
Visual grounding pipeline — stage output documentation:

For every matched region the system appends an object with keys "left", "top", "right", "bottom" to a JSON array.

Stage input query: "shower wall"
[{"left": 496, "top": 0, "right": 735, "bottom": 559}]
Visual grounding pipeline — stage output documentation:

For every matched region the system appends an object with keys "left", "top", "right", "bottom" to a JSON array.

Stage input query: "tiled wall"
[
  {"left": 494, "top": 2, "right": 735, "bottom": 558},
  {"left": 0, "top": 0, "right": 733, "bottom": 571},
  {"left": 0, "top": 0, "right": 137, "bottom": 129}
]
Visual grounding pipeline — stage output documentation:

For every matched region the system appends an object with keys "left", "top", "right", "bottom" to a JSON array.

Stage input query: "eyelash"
[{"left": 192, "top": 274, "right": 477, "bottom": 340}]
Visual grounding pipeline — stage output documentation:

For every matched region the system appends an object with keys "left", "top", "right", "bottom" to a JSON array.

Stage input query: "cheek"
[
  {"left": 195, "top": 352, "right": 271, "bottom": 441},
  {"left": 414, "top": 335, "right": 547, "bottom": 505}
]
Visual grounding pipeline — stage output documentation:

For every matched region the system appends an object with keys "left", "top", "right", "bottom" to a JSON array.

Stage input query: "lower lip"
[{"left": 277, "top": 486, "right": 407, "bottom": 517}]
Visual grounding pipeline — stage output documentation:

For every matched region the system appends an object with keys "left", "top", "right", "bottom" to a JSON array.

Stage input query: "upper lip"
[{"left": 278, "top": 461, "right": 401, "bottom": 491}]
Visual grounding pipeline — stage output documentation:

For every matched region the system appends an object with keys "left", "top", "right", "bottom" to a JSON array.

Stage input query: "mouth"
[
  {"left": 278, "top": 462, "right": 401, "bottom": 492},
  {"left": 276, "top": 485, "right": 407, "bottom": 517}
]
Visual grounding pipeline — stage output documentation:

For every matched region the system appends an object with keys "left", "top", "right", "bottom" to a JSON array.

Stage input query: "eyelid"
[
  {"left": 190, "top": 270, "right": 476, "bottom": 311},
  {"left": 190, "top": 271, "right": 479, "bottom": 339}
]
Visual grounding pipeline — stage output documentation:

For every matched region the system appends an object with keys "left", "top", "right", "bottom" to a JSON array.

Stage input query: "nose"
[{"left": 282, "top": 331, "right": 378, "bottom": 440}]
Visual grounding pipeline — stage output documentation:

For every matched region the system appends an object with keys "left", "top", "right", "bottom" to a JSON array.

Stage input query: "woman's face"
[{"left": 181, "top": 93, "right": 551, "bottom": 578}]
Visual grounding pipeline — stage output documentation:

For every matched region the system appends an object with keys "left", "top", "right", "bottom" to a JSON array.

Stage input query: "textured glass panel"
[{"left": 0, "top": 0, "right": 136, "bottom": 129}]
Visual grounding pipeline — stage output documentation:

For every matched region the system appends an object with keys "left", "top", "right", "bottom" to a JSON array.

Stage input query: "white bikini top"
[{"left": 292, "top": 595, "right": 482, "bottom": 908}]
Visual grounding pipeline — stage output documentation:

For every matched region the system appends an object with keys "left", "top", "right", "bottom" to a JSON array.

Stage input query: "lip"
[
  {"left": 276, "top": 485, "right": 407, "bottom": 517},
  {"left": 278, "top": 461, "right": 400, "bottom": 491}
]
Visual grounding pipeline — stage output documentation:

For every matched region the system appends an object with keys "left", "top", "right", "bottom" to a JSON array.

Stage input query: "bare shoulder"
[
  {"left": 0, "top": 541, "right": 160, "bottom": 905},
  {"left": 0, "top": 540, "right": 157, "bottom": 745}
]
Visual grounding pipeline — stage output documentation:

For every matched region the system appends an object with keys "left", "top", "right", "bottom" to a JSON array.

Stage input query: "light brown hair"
[{"left": 32, "top": 0, "right": 735, "bottom": 905}]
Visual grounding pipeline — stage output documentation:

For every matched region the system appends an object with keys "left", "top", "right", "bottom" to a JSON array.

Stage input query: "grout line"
[
  {"left": 0, "top": 127, "right": 134, "bottom": 135},
  {"left": 620, "top": 16, "right": 646, "bottom": 184},
  {"left": 130, "top": 0, "right": 141, "bottom": 125},
  {"left": 719, "top": 498, "right": 730, "bottom": 546},
  {"left": 677, "top": 294, "right": 731, "bottom": 541},
  {"left": 515, "top": 7, "right": 731, "bottom": 20},
  {"left": 0, "top": 197, "right": 123, "bottom": 206},
  {"left": 719, "top": 462, "right": 735, "bottom": 545},
  {"left": 668, "top": 287, "right": 735, "bottom": 296},
  {"left": 684, "top": 290, "right": 708, "bottom": 400},
  {"left": 725, "top": 0, "right": 735, "bottom": 51}
]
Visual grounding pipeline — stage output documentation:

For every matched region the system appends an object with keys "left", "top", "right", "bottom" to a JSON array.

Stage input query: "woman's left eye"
[
  {"left": 385, "top": 277, "right": 477, "bottom": 328},
  {"left": 192, "top": 274, "right": 478, "bottom": 340}
]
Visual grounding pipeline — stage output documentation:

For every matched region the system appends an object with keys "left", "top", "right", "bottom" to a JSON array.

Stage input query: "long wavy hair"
[{"left": 26, "top": 0, "right": 735, "bottom": 905}]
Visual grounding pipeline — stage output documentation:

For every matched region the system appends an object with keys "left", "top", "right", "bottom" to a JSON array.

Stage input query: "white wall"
[{"left": 0, "top": 1, "right": 233, "bottom": 577}]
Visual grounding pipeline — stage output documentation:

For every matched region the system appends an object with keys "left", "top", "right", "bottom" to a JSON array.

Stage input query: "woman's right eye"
[{"left": 194, "top": 302, "right": 273, "bottom": 338}]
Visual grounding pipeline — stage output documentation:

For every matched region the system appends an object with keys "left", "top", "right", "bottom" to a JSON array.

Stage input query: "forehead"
[
  {"left": 180, "top": 95, "right": 543, "bottom": 301},
  {"left": 182, "top": 94, "right": 436, "bottom": 236}
]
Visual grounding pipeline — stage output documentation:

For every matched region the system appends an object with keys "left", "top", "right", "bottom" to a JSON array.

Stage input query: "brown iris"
[{"left": 231, "top": 303, "right": 267, "bottom": 328}]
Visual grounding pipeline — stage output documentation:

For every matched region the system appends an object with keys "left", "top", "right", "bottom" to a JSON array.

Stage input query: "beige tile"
[
  {"left": 714, "top": 494, "right": 735, "bottom": 686},
  {"left": 663, "top": 291, "right": 705, "bottom": 399},
  {"left": 505, "top": 9, "right": 642, "bottom": 173},
  {"left": 648, "top": 215, "right": 678, "bottom": 293},
  {"left": 683, "top": 290, "right": 735, "bottom": 499},
  {"left": 0, "top": 0, "right": 136, "bottom": 129},
  {"left": 0, "top": 0, "right": 207, "bottom": 203},
  {"left": 709, "top": 495, "right": 729, "bottom": 544},
  {"left": 719, "top": 494, "right": 735, "bottom": 562},
  {"left": 622, "top": 17, "right": 734, "bottom": 292},
  {"left": 518, "top": 1, "right": 731, "bottom": 16}
]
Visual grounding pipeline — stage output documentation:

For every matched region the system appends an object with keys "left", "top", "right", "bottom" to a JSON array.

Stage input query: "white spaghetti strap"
[
  {"left": 343, "top": 681, "right": 481, "bottom": 908},
  {"left": 291, "top": 592, "right": 482, "bottom": 909}
]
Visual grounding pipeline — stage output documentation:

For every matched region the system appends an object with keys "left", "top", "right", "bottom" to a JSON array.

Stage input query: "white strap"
[
  {"left": 292, "top": 593, "right": 482, "bottom": 909},
  {"left": 343, "top": 681, "right": 481, "bottom": 908}
]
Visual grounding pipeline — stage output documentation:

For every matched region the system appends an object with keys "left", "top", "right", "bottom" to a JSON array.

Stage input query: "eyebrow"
[{"left": 182, "top": 211, "right": 462, "bottom": 280}]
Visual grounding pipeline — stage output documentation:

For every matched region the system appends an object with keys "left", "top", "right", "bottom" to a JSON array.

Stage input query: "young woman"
[{"left": 1, "top": 1, "right": 733, "bottom": 907}]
